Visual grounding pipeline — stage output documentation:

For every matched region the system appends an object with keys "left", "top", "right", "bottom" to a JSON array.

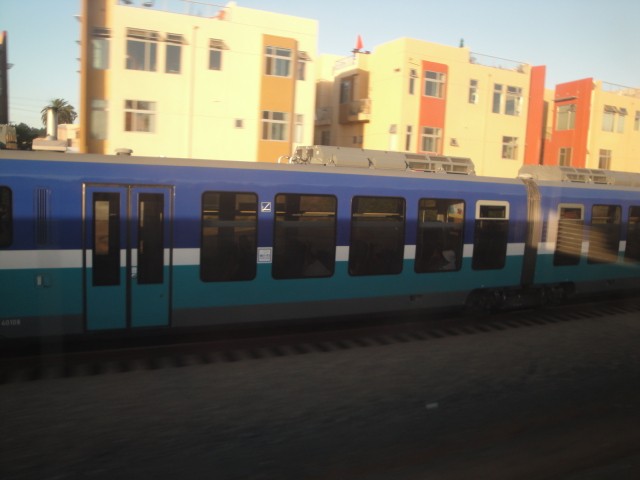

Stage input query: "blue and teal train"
[{"left": 1, "top": 146, "right": 639, "bottom": 339}]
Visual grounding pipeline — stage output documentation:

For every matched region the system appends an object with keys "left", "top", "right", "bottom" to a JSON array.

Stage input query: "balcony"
[
  {"left": 339, "top": 98, "right": 370, "bottom": 124},
  {"left": 315, "top": 107, "right": 332, "bottom": 126}
]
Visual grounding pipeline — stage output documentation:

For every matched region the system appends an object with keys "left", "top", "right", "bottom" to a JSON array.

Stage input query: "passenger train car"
[{"left": 1, "top": 147, "right": 639, "bottom": 339}]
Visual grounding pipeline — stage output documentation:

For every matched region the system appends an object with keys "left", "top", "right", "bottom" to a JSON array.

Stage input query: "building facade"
[
  {"left": 79, "top": 0, "right": 317, "bottom": 162},
  {"left": 315, "top": 38, "right": 546, "bottom": 178},
  {"left": 543, "top": 79, "right": 640, "bottom": 172}
]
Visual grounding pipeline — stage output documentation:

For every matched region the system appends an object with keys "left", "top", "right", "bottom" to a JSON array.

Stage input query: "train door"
[{"left": 84, "top": 184, "right": 173, "bottom": 331}]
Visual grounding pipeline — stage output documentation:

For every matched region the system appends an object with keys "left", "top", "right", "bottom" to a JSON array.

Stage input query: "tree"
[
  {"left": 14, "top": 122, "right": 44, "bottom": 150},
  {"left": 41, "top": 98, "right": 77, "bottom": 126}
]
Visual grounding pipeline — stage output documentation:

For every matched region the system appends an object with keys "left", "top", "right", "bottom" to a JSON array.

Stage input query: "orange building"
[{"left": 543, "top": 79, "right": 640, "bottom": 172}]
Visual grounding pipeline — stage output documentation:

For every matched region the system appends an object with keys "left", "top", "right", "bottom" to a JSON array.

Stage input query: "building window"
[
  {"left": 601, "top": 105, "right": 627, "bottom": 133},
  {"left": 272, "top": 194, "right": 337, "bottom": 279},
  {"left": 125, "top": 100, "right": 156, "bottom": 133},
  {"left": 339, "top": 77, "right": 353, "bottom": 104},
  {"left": 556, "top": 104, "right": 576, "bottom": 131},
  {"left": 90, "top": 99, "right": 108, "bottom": 140},
  {"left": 424, "top": 71, "right": 445, "bottom": 98},
  {"left": 472, "top": 202, "right": 509, "bottom": 270},
  {"left": 409, "top": 69, "right": 417, "bottom": 95},
  {"left": 126, "top": 29, "right": 158, "bottom": 71},
  {"left": 91, "top": 27, "right": 110, "bottom": 69},
  {"left": 505, "top": 86, "right": 522, "bottom": 116},
  {"left": 588, "top": 204, "right": 621, "bottom": 264},
  {"left": 468, "top": 79, "right": 478, "bottom": 104},
  {"left": 635, "top": 111, "right": 640, "bottom": 131},
  {"left": 421, "top": 127, "right": 441, "bottom": 153},
  {"left": 165, "top": 33, "right": 183, "bottom": 74},
  {"left": 349, "top": 196, "right": 406, "bottom": 276},
  {"left": 200, "top": 192, "right": 257, "bottom": 282},
  {"left": 265, "top": 46, "right": 291, "bottom": 77},
  {"left": 415, "top": 198, "right": 464, "bottom": 273},
  {"left": 617, "top": 107, "right": 627, "bottom": 133},
  {"left": 262, "top": 111, "right": 288, "bottom": 141},
  {"left": 502, "top": 136, "right": 518, "bottom": 160},
  {"left": 405, "top": 125, "right": 413, "bottom": 151},
  {"left": 235, "top": 119, "right": 244, "bottom": 128},
  {"left": 493, "top": 84, "right": 522, "bottom": 115},
  {"left": 599, "top": 149, "right": 612, "bottom": 170},
  {"left": 554, "top": 204, "right": 584, "bottom": 266},
  {"left": 492, "top": 84, "right": 503, "bottom": 113},
  {"left": 294, "top": 114, "right": 304, "bottom": 143},
  {"left": 320, "top": 130, "right": 330, "bottom": 145},
  {"left": 558, "top": 147, "right": 572, "bottom": 166},
  {"left": 297, "top": 51, "right": 310, "bottom": 80},
  {"left": 208, "top": 39, "right": 226, "bottom": 70},
  {"left": 0, "top": 186, "right": 12, "bottom": 248}
]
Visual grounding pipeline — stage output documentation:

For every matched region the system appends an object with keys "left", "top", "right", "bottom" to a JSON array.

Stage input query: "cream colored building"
[
  {"left": 80, "top": 0, "right": 317, "bottom": 162},
  {"left": 315, "top": 38, "right": 546, "bottom": 178},
  {"left": 543, "top": 78, "right": 640, "bottom": 172}
]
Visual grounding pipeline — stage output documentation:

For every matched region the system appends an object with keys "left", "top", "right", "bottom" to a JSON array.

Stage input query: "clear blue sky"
[{"left": 1, "top": 0, "right": 639, "bottom": 127}]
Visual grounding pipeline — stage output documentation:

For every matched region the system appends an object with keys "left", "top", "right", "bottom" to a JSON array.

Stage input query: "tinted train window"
[
  {"left": 0, "top": 187, "right": 12, "bottom": 248},
  {"left": 349, "top": 196, "right": 405, "bottom": 276},
  {"left": 625, "top": 206, "right": 640, "bottom": 262},
  {"left": 93, "top": 193, "right": 121, "bottom": 286},
  {"left": 272, "top": 194, "right": 336, "bottom": 279},
  {"left": 554, "top": 204, "right": 584, "bottom": 266},
  {"left": 588, "top": 204, "right": 621, "bottom": 264},
  {"left": 472, "top": 202, "right": 509, "bottom": 270},
  {"left": 201, "top": 192, "right": 257, "bottom": 282},
  {"left": 415, "top": 198, "right": 464, "bottom": 273},
  {"left": 138, "top": 193, "right": 164, "bottom": 284}
]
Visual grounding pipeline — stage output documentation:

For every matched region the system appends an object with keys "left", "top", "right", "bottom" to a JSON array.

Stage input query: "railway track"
[{"left": 2, "top": 296, "right": 639, "bottom": 385}]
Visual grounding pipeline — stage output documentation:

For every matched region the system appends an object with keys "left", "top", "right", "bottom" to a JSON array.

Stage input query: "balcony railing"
[
  {"left": 339, "top": 98, "right": 370, "bottom": 124},
  {"left": 315, "top": 107, "right": 332, "bottom": 126}
]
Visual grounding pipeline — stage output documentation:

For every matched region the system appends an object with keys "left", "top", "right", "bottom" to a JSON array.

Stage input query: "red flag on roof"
[{"left": 355, "top": 35, "right": 364, "bottom": 51}]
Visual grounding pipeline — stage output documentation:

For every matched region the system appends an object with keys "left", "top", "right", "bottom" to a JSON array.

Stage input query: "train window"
[
  {"left": 415, "top": 198, "right": 464, "bottom": 273},
  {"left": 349, "top": 196, "right": 405, "bottom": 276},
  {"left": 624, "top": 206, "right": 640, "bottom": 262},
  {"left": 554, "top": 204, "right": 584, "bottom": 266},
  {"left": 272, "top": 194, "right": 336, "bottom": 279},
  {"left": 137, "top": 193, "right": 164, "bottom": 284},
  {"left": 201, "top": 192, "right": 258, "bottom": 282},
  {"left": 588, "top": 204, "right": 621, "bottom": 264},
  {"left": 92, "top": 193, "right": 121, "bottom": 286},
  {"left": 0, "top": 186, "right": 12, "bottom": 248},
  {"left": 472, "top": 201, "right": 509, "bottom": 270}
]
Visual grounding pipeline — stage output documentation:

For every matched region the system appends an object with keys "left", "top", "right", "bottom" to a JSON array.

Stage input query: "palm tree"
[{"left": 41, "top": 98, "right": 78, "bottom": 126}]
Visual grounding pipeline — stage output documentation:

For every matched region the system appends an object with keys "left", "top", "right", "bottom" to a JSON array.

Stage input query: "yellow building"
[
  {"left": 80, "top": 0, "right": 317, "bottom": 162},
  {"left": 543, "top": 79, "right": 640, "bottom": 172},
  {"left": 315, "top": 38, "right": 546, "bottom": 178}
]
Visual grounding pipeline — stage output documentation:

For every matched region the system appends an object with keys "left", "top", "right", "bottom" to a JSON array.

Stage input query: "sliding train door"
[{"left": 84, "top": 184, "right": 173, "bottom": 331}]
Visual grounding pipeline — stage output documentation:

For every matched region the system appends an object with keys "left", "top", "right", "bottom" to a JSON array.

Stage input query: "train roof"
[
  {"left": 0, "top": 149, "right": 521, "bottom": 186},
  {"left": 518, "top": 165, "right": 640, "bottom": 188},
  {"left": 3, "top": 149, "right": 640, "bottom": 190}
]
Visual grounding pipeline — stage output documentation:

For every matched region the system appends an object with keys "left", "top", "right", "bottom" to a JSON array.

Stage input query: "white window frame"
[
  {"left": 124, "top": 100, "right": 156, "bottom": 133},
  {"left": 126, "top": 29, "right": 158, "bottom": 72},
  {"left": 502, "top": 136, "right": 518, "bottom": 160},
  {"left": 262, "top": 111, "right": 288, "bottom": 141},
  {"left": 424, "top": 71, "right": 445, "bottom": 98},
  {"left": 421, "top": 126, "right": 441, "bottom": 153},
  {"left": 265, "top": 46, "right": 292, "bottom": 77}
]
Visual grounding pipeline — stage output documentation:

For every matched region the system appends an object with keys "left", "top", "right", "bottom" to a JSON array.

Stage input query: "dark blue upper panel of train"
[{"left": 2, "top": 151, "right": 639, "bottom": 251}]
